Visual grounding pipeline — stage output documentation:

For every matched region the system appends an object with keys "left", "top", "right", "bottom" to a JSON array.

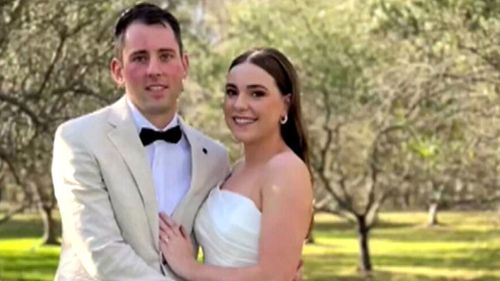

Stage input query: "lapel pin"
[{"left": 202, "top": 148, "right": 207, "bottom": 154}]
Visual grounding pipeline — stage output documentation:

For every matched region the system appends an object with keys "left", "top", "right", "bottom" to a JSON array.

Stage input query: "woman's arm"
[{"left": 160, "top": 154, "right": 313, "bottom": 281}]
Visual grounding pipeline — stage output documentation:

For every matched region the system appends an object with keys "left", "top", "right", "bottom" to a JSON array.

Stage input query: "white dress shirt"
[{"left": 127, "top": 99, "right": 192, "bottom": 215}]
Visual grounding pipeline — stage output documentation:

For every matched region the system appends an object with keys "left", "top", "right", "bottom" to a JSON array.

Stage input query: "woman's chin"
[{"left": 231, "top": 133, "right": 257, "bottom": 145}]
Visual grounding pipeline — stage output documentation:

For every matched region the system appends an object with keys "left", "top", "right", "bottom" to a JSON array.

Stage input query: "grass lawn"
[
  {"left": 0, "top": 215, "right": 59, "bottom": 281},
  {"left": 303, "top": 211, "right": 500, "bottom": 281},
  {"left": 0, "top": 211, "right": 499, "bottom": 281}
]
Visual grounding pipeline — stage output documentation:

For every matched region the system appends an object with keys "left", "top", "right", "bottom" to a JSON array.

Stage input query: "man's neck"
[
  {"left": 146, "top": 112, "right": 176, "bottom": 130},
  {"left": 126, "top": 98, "right": 178, "bottom": 130}
]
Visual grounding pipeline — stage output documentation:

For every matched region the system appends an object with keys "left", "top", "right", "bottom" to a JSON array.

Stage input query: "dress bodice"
[{"left": 194, "top": 185, "right": 261, "bottom": 267}]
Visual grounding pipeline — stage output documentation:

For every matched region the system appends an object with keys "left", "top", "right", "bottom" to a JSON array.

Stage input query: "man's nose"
[{"left": 147, "top": 57, "right": 162, "bottom": 76}]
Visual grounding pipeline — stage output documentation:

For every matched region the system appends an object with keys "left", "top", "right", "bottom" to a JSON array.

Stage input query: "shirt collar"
[{"left": 126, "top": 97, "right": 179, "bottom": 132}]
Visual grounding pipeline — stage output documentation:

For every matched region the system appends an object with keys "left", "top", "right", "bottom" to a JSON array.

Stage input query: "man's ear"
[
  {"left": 181, "top": 52, "right": 190, "bottom": 79},
  {"left": 110, "top": 57, "right": 124, "bottom": 87}
]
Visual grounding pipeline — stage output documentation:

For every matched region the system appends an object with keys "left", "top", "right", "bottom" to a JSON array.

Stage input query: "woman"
[{"left": 159, "top": 47, "right": 313, "bottom": 281}]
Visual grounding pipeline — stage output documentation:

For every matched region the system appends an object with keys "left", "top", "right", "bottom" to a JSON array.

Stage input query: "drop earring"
[{"left": 280, "top": 114, "right": 288, "bottom": 124}]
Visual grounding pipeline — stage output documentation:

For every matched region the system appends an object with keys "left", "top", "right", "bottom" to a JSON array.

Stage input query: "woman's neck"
[{"left": 243, "top": 131, "right": 287, "bottom": 167}]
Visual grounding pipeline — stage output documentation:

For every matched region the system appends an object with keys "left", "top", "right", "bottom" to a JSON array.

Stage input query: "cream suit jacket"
[{"left": 52, "top": 96, "right": 230, "bottom": 281}]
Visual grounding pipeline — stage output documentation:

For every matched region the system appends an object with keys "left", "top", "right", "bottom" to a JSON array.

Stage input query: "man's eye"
[
  {"left": 132, "top": 55, "right": 147, "bottom": 63},
  {"left": 225, "top": 89, "right": 237, "bottom": 96},
  {"left": 160, "top": 53, "right": 174, "bottom": 61}
]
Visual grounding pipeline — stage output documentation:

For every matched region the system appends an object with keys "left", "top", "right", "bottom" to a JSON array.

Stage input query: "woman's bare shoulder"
[{"left": 262, "top": 150, "right": 311, "bottom": 194}]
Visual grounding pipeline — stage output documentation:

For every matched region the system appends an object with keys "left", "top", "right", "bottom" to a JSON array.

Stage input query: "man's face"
[{"left": 111, "top": 22, "right": 188, "bottom": 123}]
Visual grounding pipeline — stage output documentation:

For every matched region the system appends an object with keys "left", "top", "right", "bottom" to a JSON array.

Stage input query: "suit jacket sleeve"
[{"left": 52, "top": 124, "right": 167, "bottom": 281}]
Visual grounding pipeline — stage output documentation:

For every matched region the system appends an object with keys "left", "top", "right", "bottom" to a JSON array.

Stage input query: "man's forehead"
[
  {"left": 122, "top": 22, "right": 179, "bottom": 53},
  {"left": 125, "top": 21, "right": 174, "bottom": 36}
]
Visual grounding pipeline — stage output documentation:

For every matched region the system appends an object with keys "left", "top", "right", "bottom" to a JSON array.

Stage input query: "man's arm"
[{"left": 52, "top": 124, "right": 167, "bottom": 281}]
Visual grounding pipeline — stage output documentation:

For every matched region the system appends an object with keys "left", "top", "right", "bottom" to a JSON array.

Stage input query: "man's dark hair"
[{"left": 113, "top": 2, "right": 183, "bottom": 58}]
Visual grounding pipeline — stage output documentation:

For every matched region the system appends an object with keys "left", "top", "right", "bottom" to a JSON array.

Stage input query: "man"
[{"left": 52, "top": 3, "right": 229, "bottom": 280}]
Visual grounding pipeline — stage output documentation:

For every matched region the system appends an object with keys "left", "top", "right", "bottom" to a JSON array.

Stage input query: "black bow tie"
[{"left": 139, "top": 126, "right": 182, "bottom": 146}]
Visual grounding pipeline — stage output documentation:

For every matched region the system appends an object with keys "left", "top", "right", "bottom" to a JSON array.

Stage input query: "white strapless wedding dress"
[{"left": 194, "top": 184, "right": 261, "bottom": 267}]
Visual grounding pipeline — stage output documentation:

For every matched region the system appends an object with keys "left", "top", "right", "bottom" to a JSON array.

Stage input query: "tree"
[
  {"left": 0, "top": 0, "right": 123, "bottom": 244},
  {"left": 0, "top": 0, "right": 225, "bottom": 244},
  {"left": 193, "top": 0, "right": 395, "bottom": 272},
  {"left": 371, "top": 0, "right": 500, "bottom": 224},
  {"left": 191, "top": 0, "right": 500, "bottom": 273}
]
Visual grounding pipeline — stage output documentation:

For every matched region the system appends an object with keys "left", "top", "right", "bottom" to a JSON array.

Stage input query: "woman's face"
[{"left": 224, "top": 62, "right": 288, "bottom": 145}]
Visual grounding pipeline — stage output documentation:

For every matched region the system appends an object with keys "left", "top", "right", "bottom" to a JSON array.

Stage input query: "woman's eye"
[{"left": 251, "top": 91, "right": 265, "bottom": 97}]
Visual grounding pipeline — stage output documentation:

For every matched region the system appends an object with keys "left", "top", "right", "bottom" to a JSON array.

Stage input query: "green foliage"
[{"left": 368, "top": 0, "right": 500, "bottom": 207}]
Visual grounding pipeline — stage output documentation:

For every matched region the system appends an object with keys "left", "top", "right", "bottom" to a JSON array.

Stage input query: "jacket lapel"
[
  {"left": 106, "top": 97, "right": 159, "bottom": 245},
  {"left": 172, "top": 120, "right": 205, "bottom": 223}
]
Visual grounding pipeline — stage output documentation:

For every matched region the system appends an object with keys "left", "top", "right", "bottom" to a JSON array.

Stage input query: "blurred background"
[{"left": 0, "top": 0, "right": 499, "bottom": 280}]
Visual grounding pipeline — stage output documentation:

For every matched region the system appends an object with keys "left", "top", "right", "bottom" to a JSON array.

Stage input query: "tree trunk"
[
  {"left": 356, "top": 215, "right": 372, "bottom": 273},
  {"left": 403, "top": 189, "right": 411, "bottom": 208},
  {"left": 428, "top": 202, "right": 439, "bottom": 226},
  {"left": 305, "top": 215, "right": 315, "bottom": 244},
  {"left": 0, "top": 203, "right": 28, "bottom": 224},
  {"left": 40, "top": 205, "right": 59, "bottom": 245},
  {"left": 305, "top": 232, "right": 315, "bottom": 244}
]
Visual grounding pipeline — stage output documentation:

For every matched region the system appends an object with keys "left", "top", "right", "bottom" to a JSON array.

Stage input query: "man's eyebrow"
[
  {"left": 129, "top": 50, "right": 148, "bottom": 56},
  {"left": 158, "top": 48, "right": 176, "bottom": 52},
  {"left": 128, "top": 48, "right": 176, "bottom": 56}
]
